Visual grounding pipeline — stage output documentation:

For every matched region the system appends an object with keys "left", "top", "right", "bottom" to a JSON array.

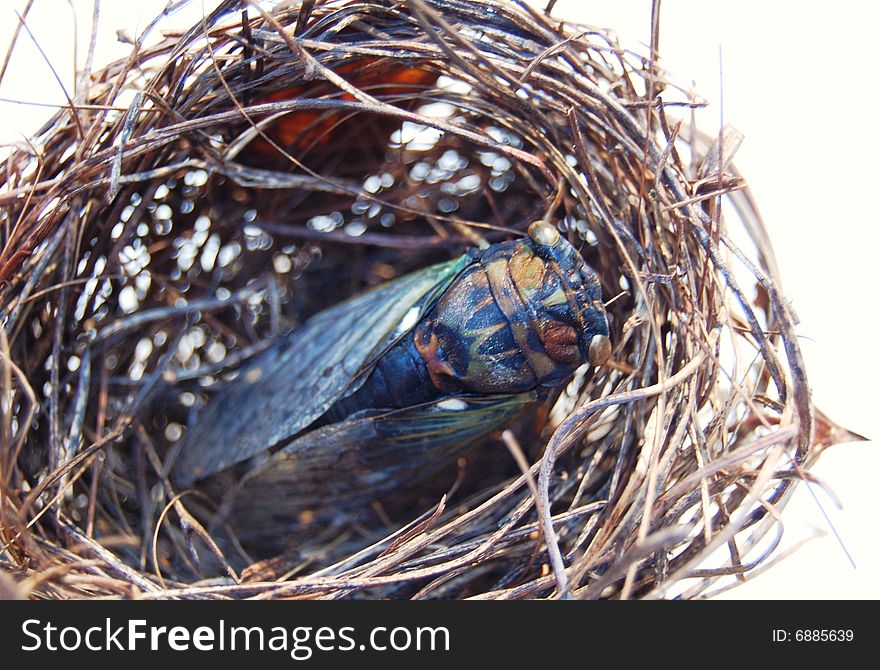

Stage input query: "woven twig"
[{"left": 0, "top": 0, "right": 823, "bottom": 600}]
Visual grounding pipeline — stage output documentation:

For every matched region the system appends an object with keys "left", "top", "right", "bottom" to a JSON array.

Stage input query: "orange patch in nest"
[{"left": 246, "top": 57, "right": 438, "bottom": 160}]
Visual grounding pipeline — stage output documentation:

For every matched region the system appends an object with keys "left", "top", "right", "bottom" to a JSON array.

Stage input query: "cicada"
[{"left": 174, "top": 222, "right": 610, "bottom": 520}]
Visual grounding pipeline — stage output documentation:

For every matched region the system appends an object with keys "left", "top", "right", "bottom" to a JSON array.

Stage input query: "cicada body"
[{"left": 174, "top": 222, "right": 610, "bottom": 519}]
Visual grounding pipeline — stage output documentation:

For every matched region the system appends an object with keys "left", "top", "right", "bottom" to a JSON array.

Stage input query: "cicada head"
[
  {"left": 520, "top": 221, "right": 611, "bottom": 371},
  {"left": 477, "top": 221, "right": 611, "bottom": 386}
]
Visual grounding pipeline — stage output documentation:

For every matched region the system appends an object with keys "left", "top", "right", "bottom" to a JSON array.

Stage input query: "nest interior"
[{"left": 0, "top": 0, "right": 817, "bottom": 599}]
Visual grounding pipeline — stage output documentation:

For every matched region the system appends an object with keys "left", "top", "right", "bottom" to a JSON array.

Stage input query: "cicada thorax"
[{"left": 412, "top": 239, "right": 591, "bottom": 395}]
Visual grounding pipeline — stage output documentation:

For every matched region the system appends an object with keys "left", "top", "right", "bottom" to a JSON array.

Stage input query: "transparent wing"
[
  {"left": 174, "top": 254, "right": 471, "bottom": 485},
  {"left": 218, "top": 393, "right": 537, "bottom": 538}
]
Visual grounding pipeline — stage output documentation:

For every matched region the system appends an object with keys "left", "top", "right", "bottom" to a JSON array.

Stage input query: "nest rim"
[{"left": 0, "top": 0, "right": 815, "bottom": 600}]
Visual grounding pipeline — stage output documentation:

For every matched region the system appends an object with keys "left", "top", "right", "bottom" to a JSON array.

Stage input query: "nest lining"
[{"left": 0, "top": 0, "right": 814, "bottom": 599}]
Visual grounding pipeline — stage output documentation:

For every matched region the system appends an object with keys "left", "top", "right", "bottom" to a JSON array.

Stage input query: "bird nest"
[{"left": 0, "top": 0, "right": 821, "bottom": 599}]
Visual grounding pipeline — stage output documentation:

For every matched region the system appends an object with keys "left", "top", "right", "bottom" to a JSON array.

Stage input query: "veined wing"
[
  {"left": 219, "top": 393, "right": 537, "bottom": 537},
  {"left": 174, "top": 253, "right": 472, "bottom": 485}
]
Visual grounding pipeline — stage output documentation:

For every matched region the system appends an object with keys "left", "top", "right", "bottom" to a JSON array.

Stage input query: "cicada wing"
[
  {"left": 174, "top": 254, "right": 471, "bottom": 485},
  {"left": 219, "top": 393, "right": 537, "bottom": 539}
]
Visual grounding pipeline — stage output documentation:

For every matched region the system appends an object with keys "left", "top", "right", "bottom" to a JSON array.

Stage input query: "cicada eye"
[
  {"left": 588, "top": 333, "right": 611, "bottom": 367},
  {"left": 528, "top": 221, "right": 560, "bottom": 247}
]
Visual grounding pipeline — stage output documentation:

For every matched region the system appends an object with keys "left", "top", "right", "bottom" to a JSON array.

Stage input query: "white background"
[{"left": 1, "top": 1, "right": 876, "bottom": 599}]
